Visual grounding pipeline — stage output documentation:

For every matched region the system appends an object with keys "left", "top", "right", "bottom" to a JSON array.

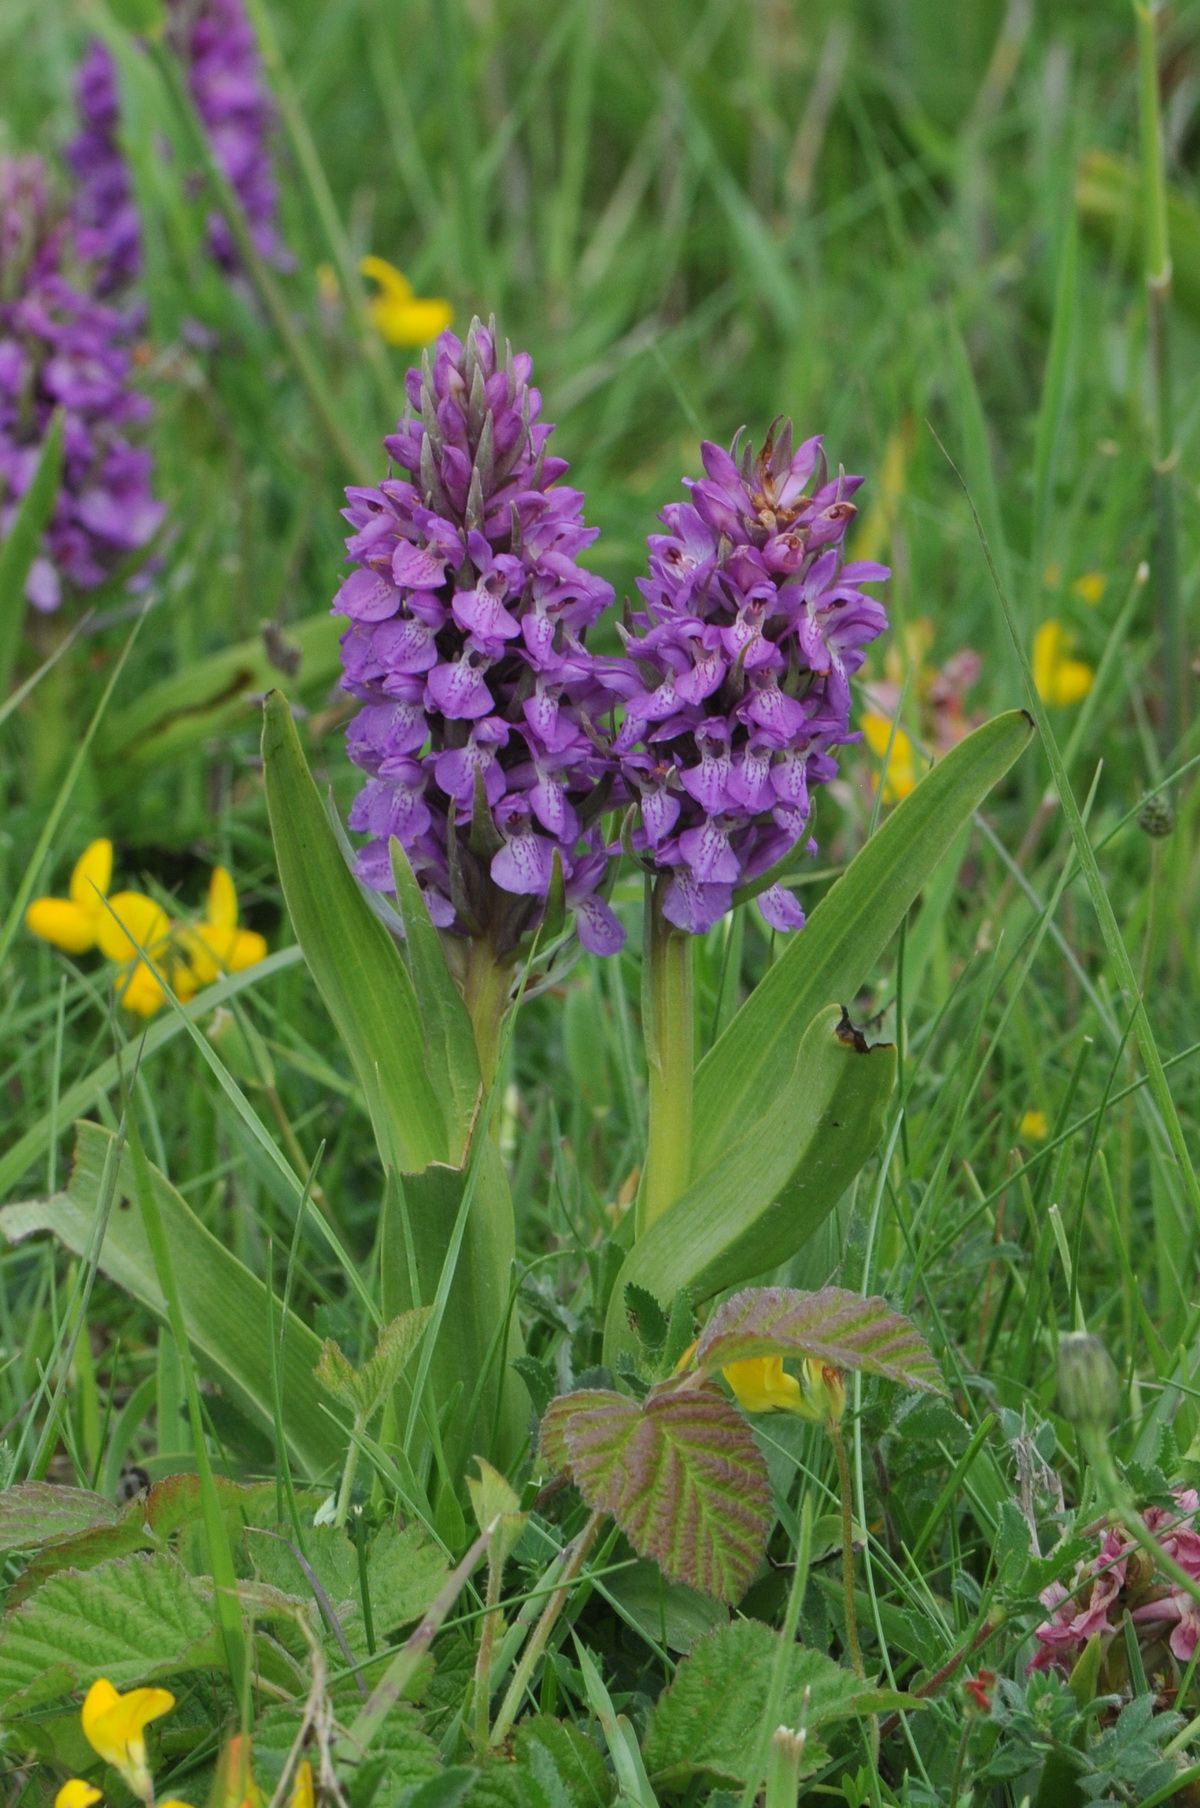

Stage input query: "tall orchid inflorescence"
[
  {"left": 614, "top": 426, "right": 889, "bottom": 934},
  {"left": 66, "top": 0, "right": 286, "bottom": 295},
  {"left": 335, "top": 321, "right": 625, "bottom": 959},
  {"left": 0, "top": 157, "right": 162, "bottom": 613}
]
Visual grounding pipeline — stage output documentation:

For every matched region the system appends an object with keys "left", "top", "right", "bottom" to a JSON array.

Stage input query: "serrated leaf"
[
  {"left": 10, "top": 1475, "right": 289, "bottom": 1605},
  {"left": 624, "top": 1283, "right": 667, "bottom": 1359},
  {"left": 691, "top": 1286, "right": 945, "bottom": 1394},
  {"left": 691, "top": 711, "right": 1033, "bottom": 1178},
  {"left": 0, "top": 1483, "right": 120, "bottom": 1553},
  {"left": 514, "top": 1716, "right": 615, "bottom": 1808},
  {"left": 641, "top": 1619, "right": 914, "bottom": 1791},
  {"left": 513, "top": 1356, "right": 556, "bottom": 1419},
  {"left": 317, "top": 1308, "right": 433, "bottom": 1422},
  {"left": 0, "top": 1551, "right": 222, "bottom": 1711},
  {"left": 539, "top": 1381, "right": 771, "bottom": 1603}
]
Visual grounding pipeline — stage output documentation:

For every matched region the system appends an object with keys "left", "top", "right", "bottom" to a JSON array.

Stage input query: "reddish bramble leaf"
[
  {"left": 692, "top": 1286, "right": 945, "bottom": 1394},
  {"left": 539, "top": 1380, "right": 771, "bottom": 1604}
]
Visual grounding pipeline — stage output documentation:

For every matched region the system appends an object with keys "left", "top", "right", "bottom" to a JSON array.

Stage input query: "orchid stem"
[
  {"left": 640, "top": 880, "right": 694, "bottom": 1236},
  {"left": 463, "top": 938, "right": 512, "bottom": 1092}
]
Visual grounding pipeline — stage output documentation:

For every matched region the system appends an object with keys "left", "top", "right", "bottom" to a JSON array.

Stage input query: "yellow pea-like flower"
[
  {"left": 55, "top": 1782, "right": 103, "bottom": 1808},
  {"left": 178, "top": 866, "right": 267, "bottom": 987},
  {"left": 289, "top": 1761, "right": 314, "bottom": 1808},
  {"left": 1033, "top": 620, "right": 1093, "bottom": 706},
  {"left": 1020, "top": 1109, "right": 1049, "bottom": 1141},
  {"left": 26, "top": 838, "right": 113, "bottom": 954},
  {"left": 94, "top": 891, "right": 171, "bottom": 965},
  {"left": 81, "top": 1678, "right": 175, "bottom": 1801},
  {"left": 861, "top": 710, "right": 918, "bottom": 802},
  {"left": 722, "top": 1356, "right": 804, "bottom": 1415},
  {"left": 359, "top": 256, "right": 453, "bottom": 346}
]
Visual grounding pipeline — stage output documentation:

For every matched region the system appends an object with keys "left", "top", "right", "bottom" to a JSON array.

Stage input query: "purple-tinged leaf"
[
  {"left": 692, "top": 1286, "right": 945, "bottom": 1394},
  {"left": 538, "top": 1381, "right": 771, "bottom": 1604}
]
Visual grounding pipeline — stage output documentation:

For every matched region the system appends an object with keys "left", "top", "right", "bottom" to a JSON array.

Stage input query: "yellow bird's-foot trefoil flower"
[
  {"left": 359, "top": 256, "right": 452, "bottom": 346},
  {"left": 723, "top": 1355, "right": 846, "bottom": 1424},
  {"left": 1020, "top": 1109, "right": 1049, "bottom": 1141},
  {"left": 81, "top": 1678, "right": 175, "bottom": 1801},
  {"left": 1033, "top": 619, "right": 1093, "bottom": 706},
  {"left": 56, "top": 1782, "right": 103, "bottom": 1808},
  {"left": 178, "top": 866, "right": 267, "bottom": 987},
  {"left": 26, "top": 839, "right": 113, "bottom": 953}
]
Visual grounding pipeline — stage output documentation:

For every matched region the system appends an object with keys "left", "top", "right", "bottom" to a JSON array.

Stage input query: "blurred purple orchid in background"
[
  {"left": 334, "top": 319, "right": 626, "bottom": 958},
  {"left": 65, "top": 0, "right": 287, "bottom": 295},
  {"left": 614, "top": 422, "right": 889, "bottom": 934},
  {"left": 0, "top": 156, "right": 162, "bottom": 613}
]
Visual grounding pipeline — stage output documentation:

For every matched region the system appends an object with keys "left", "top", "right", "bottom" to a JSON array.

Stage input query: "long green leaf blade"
[
  {"left": 690, "top": 710, "right": 1031, "bottom": 1179},
  {"left": 262, "top": 690, "right": 448, "bottom": 1173}
]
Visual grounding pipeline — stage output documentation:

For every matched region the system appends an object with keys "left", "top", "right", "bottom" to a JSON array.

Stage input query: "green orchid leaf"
[
  {"left": 539, "top": 1379, "right": 772, "bottom": 1604},
  {"left": 691, "top": 710, "right": 1032, "bottom": 1180},
  {"left": 0, "top": 412, "right": 63, "bottom": 697},
  {"left": 0, "top": 1122, "right": 342, "bottom": 1478},
  {"left": 691, "top": 1286, "right": 945, "bottom": 1393},
  {"left": 97, "top": 611, "right": 341, "bottom": 772},
  {"left": 603, "top": 1005, "right": 895, "bottom": 1365},
  {"left": 390, "top": 837, "right": 481, "bottom": 1158},
  {"left": 262, "top": 690, "right": 448, "bottom": 1174}
]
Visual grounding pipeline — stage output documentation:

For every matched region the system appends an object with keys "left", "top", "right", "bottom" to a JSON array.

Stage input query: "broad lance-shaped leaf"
[
  {"left": 96, "top": 610, "right": 342, "bottom": 771},
  {"left": 262, "top": 690, "right": 448, "bottom": 1174},
  {"left": 641, "top": 1618, "right": 914, "bottom": 1792},
  {"left": 691, "top": 710, "right": 1032, "bottom": 1179},
  {"left": 540, "top": 1381, "right": 771, "bottom": 1604},
  {"left": 603, "top": 1005, "right": 894, "bottom": 1366},
  {"left": 0, "top": 1122, "right": 342, "bottom": 1477},
  {"left": 0, "top": 411, "right": 63, "bottom": 698},
  {"left": 692, "top": 1286, "right": 945, "bottom": 1394}
]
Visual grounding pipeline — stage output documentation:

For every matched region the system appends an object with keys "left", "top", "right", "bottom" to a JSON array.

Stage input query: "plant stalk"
[
  {"left": 829, "top": 1418, "right": 865, "bottom": 1682},
  {"left": 1133, "top": 0, "right": 1184, "bottom": 759},
  {"left": 472, "top": 1543, "right": 506, "bottom": 1755},
  {"left": 639, "top": 879, "right": 695, "bottom": 1236},
  {"left": 489, "top": 1510, "right": 603, "bottom": 1748},
  {"left": 463, "top": 938, "right": 513, "bottom": 1093}
]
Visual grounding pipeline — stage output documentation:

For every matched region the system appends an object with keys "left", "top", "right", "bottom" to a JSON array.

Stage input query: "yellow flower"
[
  {"left": 94, "top": 891, "right": 174, "bottom": 1018},
  {"left": 723, "top": 1355, "right": 846, "bottom": 1423},
  {"left": 1020, "top": 1109, "right": 1049, "bottom": 1140},
  {"left": 1032, "top": 620, "right": 1093, "bottom": 706},
  {"left": 360, "top": 256, "right": 452, "bottom": 346},
  {"left": 178, "top": 866, "right": 268, "bottom": 987},
  {"left": 290, "top": 1761, "right": 314, "bottom": 1808},
  {"left": 1072, "top": 570, "right": 1106, "bottom": 606},
  {"left": 723, "top": 1356, "right": 804, "bottom": 1414},
  {"left": 861, "top": 710, "right": 917, "bottom": 802},
  {"left": 26, "top": 839, "right": 113, "bottom": 954},
  {"left": 56, "top": 1783, "right": 102, "bottom": 1808},
  {"left": 81, "top": 1679, "right": 174, "bottom": 1801}
]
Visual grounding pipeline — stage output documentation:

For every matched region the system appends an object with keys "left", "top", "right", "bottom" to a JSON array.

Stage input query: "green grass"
[{"left": 4, "top": 0, "right": 1200, "bottom": 1801}]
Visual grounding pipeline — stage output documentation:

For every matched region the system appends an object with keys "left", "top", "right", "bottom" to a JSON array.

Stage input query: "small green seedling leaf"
[
  {"left": 467, "top": 1456, "right": 527, "bottom": 1569},
  {"left": 316, "top": 1308, "right": 433, "bottom": 1423}
]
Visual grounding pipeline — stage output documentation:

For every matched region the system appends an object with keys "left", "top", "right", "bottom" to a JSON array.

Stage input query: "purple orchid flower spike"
[
  {"left": 0, "top": 156, "right": 163, "bottom": 616},
  {"left": 615, "top": 419, "right": 890, "bottom": 934},
  {"left": 334, "top": 319, "right": 626, "bottom": 984}
]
